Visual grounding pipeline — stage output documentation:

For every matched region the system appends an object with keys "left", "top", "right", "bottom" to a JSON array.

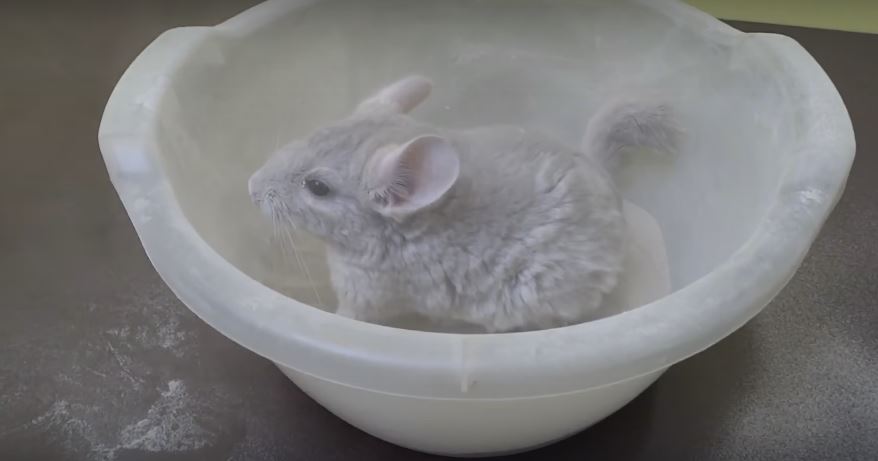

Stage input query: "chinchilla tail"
[{"left": 581, "top": 96, "right": 681, "bottom": 173}]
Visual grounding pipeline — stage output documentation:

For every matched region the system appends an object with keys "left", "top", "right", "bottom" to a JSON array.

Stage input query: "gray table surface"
[{"left": 1, "top": 1, "right": 876, "bottom": 460}]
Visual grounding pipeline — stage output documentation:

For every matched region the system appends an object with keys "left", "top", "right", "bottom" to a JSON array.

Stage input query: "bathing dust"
[{"left": 0, "top": 280, "right": 294, "bottom": 460}]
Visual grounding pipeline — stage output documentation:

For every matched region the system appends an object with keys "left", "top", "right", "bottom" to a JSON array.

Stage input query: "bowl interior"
[{"left": 153, "top": 0, "right": 796, "bottom": 321}]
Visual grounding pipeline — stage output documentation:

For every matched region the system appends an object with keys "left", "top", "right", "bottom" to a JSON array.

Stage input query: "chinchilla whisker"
[{"left": 280, "top": 212, "right": 323, "bottom": 308}]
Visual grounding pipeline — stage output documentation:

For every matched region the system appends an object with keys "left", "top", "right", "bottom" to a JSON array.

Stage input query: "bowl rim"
[{"left": 97, "top": 0, "right": 855, "bottom": 399}]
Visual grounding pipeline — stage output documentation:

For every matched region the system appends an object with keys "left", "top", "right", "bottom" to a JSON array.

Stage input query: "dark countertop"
[{"left": 1, "top": 2, "right": 876, "bottom": 460}]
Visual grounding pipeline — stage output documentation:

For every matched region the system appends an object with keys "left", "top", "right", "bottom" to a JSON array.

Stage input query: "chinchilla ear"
[
  {"left": 355, "top": 75, "right": 432, "bottom": 116},
  {"left": 365, "top": 135, "right": 459, "bottom": 218}
]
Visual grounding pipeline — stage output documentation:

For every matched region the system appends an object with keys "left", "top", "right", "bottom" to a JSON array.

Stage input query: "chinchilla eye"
[{"left": 304, "top": 178, "right": 331, "bottom": 197}]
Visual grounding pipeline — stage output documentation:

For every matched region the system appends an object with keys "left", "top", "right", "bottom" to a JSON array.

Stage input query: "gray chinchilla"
[{"left": 249, "top": 75, "right": 678, "bottom": 332}]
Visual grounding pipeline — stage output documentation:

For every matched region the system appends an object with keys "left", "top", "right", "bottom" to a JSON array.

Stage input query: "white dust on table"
[
  {"left": 8, "top": 380, "right": 220, "bottom": 461},
  {"left": 18, "top": 400, "right": 112, "bottom": 458},
  {"left": 118, "top": 380, "right": 214, "bottom": 453},
  {"left": 0, "top": 285, "right": 229, "bottom": 460},
  {"left": 106, "top": 314, "right": 188, "bottom": 358}
]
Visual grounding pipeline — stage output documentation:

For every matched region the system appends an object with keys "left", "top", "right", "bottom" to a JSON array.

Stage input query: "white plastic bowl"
[{"left": 98, "top": 0, "right": 855, "bottom": 456}]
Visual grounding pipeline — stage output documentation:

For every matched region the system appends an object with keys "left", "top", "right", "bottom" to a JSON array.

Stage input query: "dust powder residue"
[{"left": 118, "top": 380, "right": 215, "bottom": 452}]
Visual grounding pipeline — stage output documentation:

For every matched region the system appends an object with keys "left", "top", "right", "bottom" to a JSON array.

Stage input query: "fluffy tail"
[{"left": 582, "top": 96, "right": 680, "bottom": 172}]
